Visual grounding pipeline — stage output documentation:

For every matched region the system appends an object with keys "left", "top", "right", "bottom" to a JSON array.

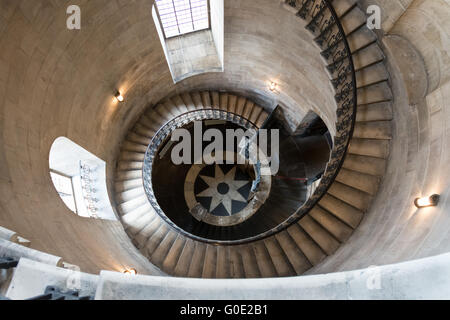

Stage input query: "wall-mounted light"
[
  {"left": 115, "top": 91, "right": 124, "bottom": 102},
  {"left": 414, "top": 194, "right": 440, "bottom": 208},
  {"left": 269, "top": 82, "right": 278, "bottom": 92},
  {"left": 123, "top": 268, "right": 137, "bottom": 275}
]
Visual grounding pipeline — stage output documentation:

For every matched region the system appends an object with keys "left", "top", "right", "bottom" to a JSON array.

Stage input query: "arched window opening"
[{"left": 49, "top": 137, "right": 117, "bottom": 221}]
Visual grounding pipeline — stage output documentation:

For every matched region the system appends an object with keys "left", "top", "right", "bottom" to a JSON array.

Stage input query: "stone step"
[
  {"left": 239, "top": 245, "right": 261, "bottom": 278},
  {"left": 115, "top": 170, "right": 142, "bottom": 182},
  {"left": 287, "top": 224, "right": 326, "bottom": 265},
  {"left": 348, "top": 138, "right": 390, "bottom": 158},
  {"left": 298, "top": 215, "right": 340, "bottom": 255},
  {"left": 150, "top": 230, "right": 178, "bottom": 266},
  {"left": 117, "top": 194, "right": 148, "bottom": 216},
  {"left": 357, "top": 81, "right": 393, "bottom": 105},
  {"left": 334, "top": 0, "right": 357, "bottom": 18},
  {"left": 191, "top": 92, "right": 205, "bottom": 109},
  {"left": 356, "top": 61, "right": 389, "bottom": 88},
  {"left": 188, "top": 242, "right": 207, "bottom": 278},
  {"left": 227, "top": 95, "right": 238, "bottom": 113},
  {"left": 263, "top": 237, "right": 296, "bottom": 277},
  {"left": 348, "top": 26, "right": 378, "bottom": 53},
  {"left": 202, "top": 245, "right": 218, "bottom": 278},
  {"left": 121, "top": 203, "right": 153, "bottom": 227},
  {"left": 211, "top": 91, "right": 220, "bottom": 109},
  {"left": 117, "top": 161, "right": 142, "bottom": 171},
  {"left": 171, "top": 95, "right": 189, "bottom": 114},
  {"left": 133, "top": 218, "right": 162, "bottom": 249},
  {"left": 201, "top": 91, "right": 212, "bottom": 108},
  {"left": 173, "top": 239, "right": 196, "bottom": 277},
  {"left": 181, "top": 93, "right": 197, "bottom": 111},
  {"left": 144, "top": 224, "right": 169, "bottom": 256},
  {"left": 121, "top": 141, "right": 148, "bottom": 153},
  {"left": 115, "top": 178, "right": 142, "bottom": 193},
  {"left": 328, "top": 181, "right": 372, "bottom": 212},
  {"left": 120, "top": 151, "right": 145, "bottom": 162},
  {"left": 162, "top": 234, "right": 186, "bottom": 273},
  {"left": 116, "top": 186, "right": 145, "bottom": 204},
  {"left": 309, "top": 206, "right": 353, "bottom": 242},
  {"left": 357, "top": 101, "right": 393, "bottom": 122},
  {"left": 229, "top": 247, "right": 245, "bottom": 278},
  {"left": 275, "top": 231, "right": 312, "bottom": 275},
  {"left": 216, "top": 246, "right": 231, "bottom": 278},
  {"left": 340, "top": 5, "right": 366, "bottom": 35},
  {"left": 219, "top": 92, "right": 229, "bottom": 111},
  {"left": 127, "top": 132, "right": 151, "bottom": 146},
  {"left": 352, "top": 42, "right": 385, "bottom": 70},
  {"left": 336, "top": 167, "right": 380, "bottom": 195},
  {"left": 353, "top": 121, "right": 392, "bottom": 140},
  {"left": 343, "top": 153, "right": 386, "bottom": 176},
  {"left": 123, "top": 211, "right": 155, "bottom": 237},
  {"left": 252, "top": 242, "right": 278, "bottom": 278},
  {"left": 319, "top": 194, "right": 364, "bottom": 229}
]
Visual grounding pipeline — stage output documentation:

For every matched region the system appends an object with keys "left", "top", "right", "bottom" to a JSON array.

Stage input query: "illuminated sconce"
[
  {"left": 123, "top": 268, "right": 137, "bottom": 275},
  {"left": 115, "top": 91, "right": 124, "bottom": 102},
  {"left": 269, "top": 82, "right": 278, "bottom": 92},
  {"left": 414, "top": 194, "right": 440, "bottom": 208}
]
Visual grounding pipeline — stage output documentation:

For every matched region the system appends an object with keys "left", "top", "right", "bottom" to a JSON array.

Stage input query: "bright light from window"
[
  {"left": 50, "top": 171, "right": 77, "bottom": 213},
  {"left": 155, "top": 0, "right": 209, "bottom": 38}
]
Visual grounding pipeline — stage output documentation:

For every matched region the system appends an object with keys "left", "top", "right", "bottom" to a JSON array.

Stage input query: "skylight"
[{"left": 155, "top": 0, "right": 210, "bottom": 38}]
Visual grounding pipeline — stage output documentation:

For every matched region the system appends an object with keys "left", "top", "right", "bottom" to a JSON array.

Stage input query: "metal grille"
[{"left": 155, "top": 0, "right": 209, "bottom": 38}]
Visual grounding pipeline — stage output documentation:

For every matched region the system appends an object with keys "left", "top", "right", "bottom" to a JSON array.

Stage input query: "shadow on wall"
[{"left": 49, "top": 137, "right": 117, "bottom": 221}]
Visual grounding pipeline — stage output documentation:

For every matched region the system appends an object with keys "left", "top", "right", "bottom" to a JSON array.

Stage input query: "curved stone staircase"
[{"left": 113, "top": 0, "right": 393, "bottom": 278}]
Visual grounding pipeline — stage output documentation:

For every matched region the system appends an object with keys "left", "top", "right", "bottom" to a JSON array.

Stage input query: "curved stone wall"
[{"left": 0, "top": 0, "right": 335, "bottom": 274}]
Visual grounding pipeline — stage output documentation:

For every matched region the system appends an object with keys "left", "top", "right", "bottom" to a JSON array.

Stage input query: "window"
[
  {"left": 50, "top": 170, "right": 77, "bottom": 213},
  {"left": 49, "top": 137, "right": 118, "bottom": 221},
  {"left": 155, "top": 0, "right": 210, "bottom": 38}
]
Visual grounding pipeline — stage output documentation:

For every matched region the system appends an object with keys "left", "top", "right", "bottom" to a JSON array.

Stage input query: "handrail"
[{"left": 141, "top": 0, "right": 357, "bottom": 245}]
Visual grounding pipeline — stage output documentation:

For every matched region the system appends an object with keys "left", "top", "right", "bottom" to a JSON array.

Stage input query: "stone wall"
[{"left": 0, "top": 0, "right": 335, "bottom": 274}]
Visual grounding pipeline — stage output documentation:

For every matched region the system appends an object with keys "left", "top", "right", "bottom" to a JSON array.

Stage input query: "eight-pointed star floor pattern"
[{"left": 196, "top": 165, "right": 251, "bottom": 216}]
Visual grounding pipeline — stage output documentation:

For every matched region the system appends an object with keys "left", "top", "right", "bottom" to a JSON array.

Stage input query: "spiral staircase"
[{"left": 110, "top": 0, "right": 394, "bottom": 279}]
